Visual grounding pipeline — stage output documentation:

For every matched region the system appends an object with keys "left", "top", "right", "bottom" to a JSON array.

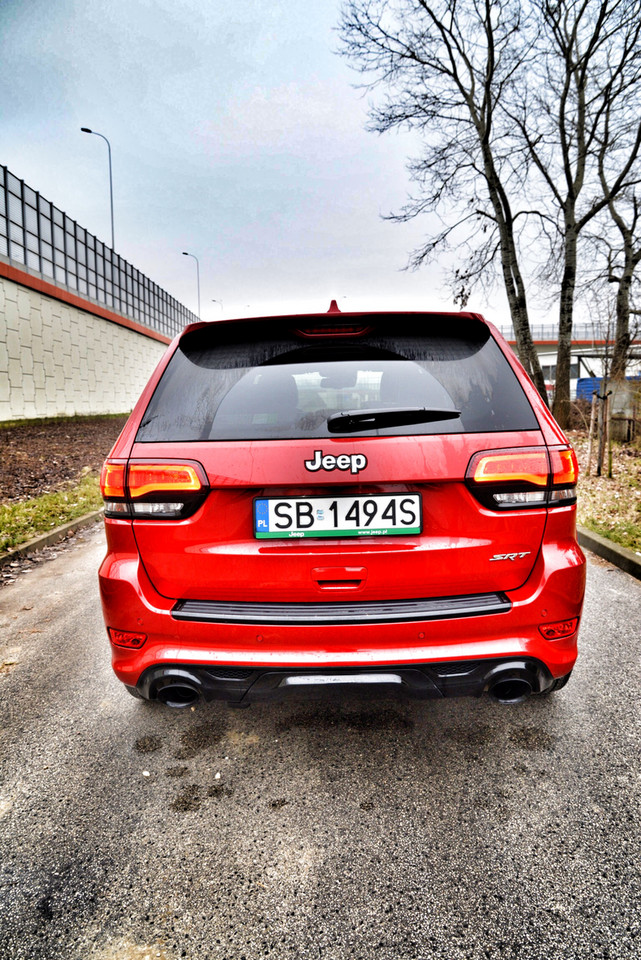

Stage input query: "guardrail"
[{"left": 0, "top": 165, "right": 197, "bottom": 339}]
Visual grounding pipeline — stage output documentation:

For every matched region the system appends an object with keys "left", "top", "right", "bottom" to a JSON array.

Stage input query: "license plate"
[{"left": 253, "top": 494, "right": 422, "bottom": 539}]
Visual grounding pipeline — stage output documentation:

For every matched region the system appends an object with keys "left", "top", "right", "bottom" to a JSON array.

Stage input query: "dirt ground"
[
  {"left": 0, "top": 415, "right": 128, "bottom": 503},
  {"left": 570, "top": 429, "right": 641, "bottom": 550}
]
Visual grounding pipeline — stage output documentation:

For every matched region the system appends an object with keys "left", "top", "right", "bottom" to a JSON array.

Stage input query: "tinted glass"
[{"left": 136, "top": 316, "right": 539, "bottom": 441}]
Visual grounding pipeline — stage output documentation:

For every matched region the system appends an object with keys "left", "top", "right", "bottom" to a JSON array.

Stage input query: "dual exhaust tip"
[{"left": 151, "top": 661, "right": 540, "bottom": 708}]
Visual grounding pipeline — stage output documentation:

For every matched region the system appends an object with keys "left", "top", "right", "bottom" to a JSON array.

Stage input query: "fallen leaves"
[{"left": 571, "top": 431, "right": 641, "bottom": 552}]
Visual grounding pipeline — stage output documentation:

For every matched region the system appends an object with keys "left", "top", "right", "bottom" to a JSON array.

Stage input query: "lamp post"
[
  {"left": 182, "top": 251, "right": 201, "bottom": 318},
  {"left": 211, "top": 299, "right": 223, "bottom": 313},
  {"left": 81, "top": 127, "right": 115, "bottom": 250}
]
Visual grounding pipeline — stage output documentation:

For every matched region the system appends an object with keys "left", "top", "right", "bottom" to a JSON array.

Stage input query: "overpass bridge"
[{"left": 496, "top": 324, "right": 641, "bottom": 388}]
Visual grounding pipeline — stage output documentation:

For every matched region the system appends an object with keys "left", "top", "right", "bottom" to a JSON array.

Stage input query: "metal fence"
[{"left": 0, "top": 165, "right": 197, "bottom": 339}]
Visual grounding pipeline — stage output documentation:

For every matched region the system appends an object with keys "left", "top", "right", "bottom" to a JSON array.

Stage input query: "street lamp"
[
  {"left": 182, "top": 251, "right": 201, "bottom": 318},
  {"left": 211, "top": 299, "right": 223, "bottom": 313},
  {"left": 81, "top": 127, "right": 115, "bottom": 250}
]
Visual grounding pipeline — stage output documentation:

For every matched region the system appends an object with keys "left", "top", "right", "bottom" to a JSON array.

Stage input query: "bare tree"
[
  {"left": 338, "top": 0, "right": 548, "bottom": 402},
  {"left": 570, "top": 186, "right": 641, "bottom": 384},
  {"left": 505, "top": 0, "right": 641, "bottom": 425},
  {"left": 601, "top": 191, "right": 641, "bottom": 380}
]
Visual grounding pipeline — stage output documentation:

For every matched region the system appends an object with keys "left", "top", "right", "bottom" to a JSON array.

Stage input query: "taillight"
[
  {"left": 466, "top": 446, "right": 578, "bottom": 510},
  {"left": 471, "top": 450, "right": 549, "bottom": 486},
  {"left": 128, "top": 463, "right": 204, "bottom": 498},
  {"left": 100, "top": 459, "right": 209, "bottom": 519},
  {"left": 548, "top": 447, "right": 579, "bottom": 503},
  {"left": 100, "top": 461, "right": 126, "bottom": 498}
]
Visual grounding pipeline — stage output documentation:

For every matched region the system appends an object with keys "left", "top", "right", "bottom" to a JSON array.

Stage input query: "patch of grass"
[
  {"left": 573, "top": 433, "right": 641, "bottom": 554},
  {"left": 580, "top": 518, "right": 641, "bottom": 554},
  {"left": 0, "top": 474, "right": 103, "bottom": 553}
]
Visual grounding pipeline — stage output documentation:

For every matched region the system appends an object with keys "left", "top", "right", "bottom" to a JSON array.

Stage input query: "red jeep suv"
[{"left": 99, "top": 307, "right": 585, "bottom": 707}]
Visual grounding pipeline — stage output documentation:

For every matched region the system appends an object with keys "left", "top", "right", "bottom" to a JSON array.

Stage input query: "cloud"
[{"left": 195, "top": 80, "right": 365, "bottom": 156}]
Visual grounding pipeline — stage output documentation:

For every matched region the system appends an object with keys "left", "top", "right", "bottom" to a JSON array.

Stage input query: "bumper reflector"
[
  {"left": 538, "top": 618, "right": 579, "bottom": 640},
  {"left": 109, "top": 628, "right": 147, "bottom": 648}
]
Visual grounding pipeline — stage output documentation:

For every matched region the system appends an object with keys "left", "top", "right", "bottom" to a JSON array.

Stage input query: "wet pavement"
[{"left": 0, "top": 525, "right": 639, "bottom": 960}]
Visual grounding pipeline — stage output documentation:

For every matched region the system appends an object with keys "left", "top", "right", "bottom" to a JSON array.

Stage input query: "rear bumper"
[{"left": 99, "top": 523, "right": 586, "bottom": 700}]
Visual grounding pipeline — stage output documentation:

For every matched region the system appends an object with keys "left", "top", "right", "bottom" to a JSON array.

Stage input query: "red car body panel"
[
  {"left": 99, "top": 310, "right": 586, "bottom": 705},
  {"left": 128, "top": 431, "right": 547, "bottom": 601}
]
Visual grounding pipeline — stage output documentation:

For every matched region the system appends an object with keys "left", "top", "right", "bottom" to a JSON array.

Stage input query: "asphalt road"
[{"left": 0, "top": 526, "right": 639, "bottom": 960}]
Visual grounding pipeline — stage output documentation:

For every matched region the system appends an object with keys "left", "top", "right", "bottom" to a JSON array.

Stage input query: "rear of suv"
[{"left": 99, "top": 307, "right": 585, "bottom": 707}]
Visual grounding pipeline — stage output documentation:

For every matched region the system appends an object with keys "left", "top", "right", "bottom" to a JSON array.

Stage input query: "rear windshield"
[{"left": 136, "top": 315, "right": 538, "bottom": 441}]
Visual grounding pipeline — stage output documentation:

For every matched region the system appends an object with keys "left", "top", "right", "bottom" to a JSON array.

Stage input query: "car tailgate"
[{"left": 130, "top": 431, "right": 547, "bottom": 602}]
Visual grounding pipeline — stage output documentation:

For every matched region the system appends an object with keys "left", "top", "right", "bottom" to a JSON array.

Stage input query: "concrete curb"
[
  {"left": 577, "top": 524, "right": 641, "bottom": 581},
  {"left": 0, "top": 509, "right": 104, "bottom": 569}
]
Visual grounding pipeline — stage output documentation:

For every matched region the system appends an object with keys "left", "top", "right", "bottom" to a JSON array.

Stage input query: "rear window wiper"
[{"left": 326, "top": 406, "right": 461, "bottom": 433}]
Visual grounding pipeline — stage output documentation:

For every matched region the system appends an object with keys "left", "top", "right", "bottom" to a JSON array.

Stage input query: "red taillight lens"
[
  {"left": 550, "top": 447, "right": 578, "bottom": 486},
  {"left": 539, "top": 618, "right": 579, "bottom": 640},
  {"left": 108, "top": 628, "right": 147, "bottom": 648},
  {"left": 101, "top": 460, "right": 209, "bottom": 520},
  {"left": 466, "top": 445, "right": 578, "bottom": 510},
  {"left": 100, "top": 461, "right": 126, "bottom": 498},
  {"left": 470, "top": 450, "right": 549, "bottom": 487},
  {"left": 127, "top": 463, "right": 204, "bottom": 498}
]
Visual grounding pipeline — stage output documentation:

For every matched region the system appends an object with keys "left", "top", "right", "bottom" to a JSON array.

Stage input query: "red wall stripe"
[{"left": 0, "top": 261, "right": 171, "bottom": 345}]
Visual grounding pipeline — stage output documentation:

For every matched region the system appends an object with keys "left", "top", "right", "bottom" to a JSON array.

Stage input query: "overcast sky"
[{"left": 1, "top": 0, "right": 513, "bottom": 325}]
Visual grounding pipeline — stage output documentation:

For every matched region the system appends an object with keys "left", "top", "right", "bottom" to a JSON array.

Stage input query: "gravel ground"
[{"left": 0, "top": 533, "right": 92, "bottom": 586}]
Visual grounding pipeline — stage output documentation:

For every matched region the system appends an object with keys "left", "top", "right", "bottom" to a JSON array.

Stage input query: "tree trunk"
[
  {"left": 552, "top": 222, "right": 577, "bottom": 428},
  {"left": 483, "top": 153, "right": 548, "bottom": 404},
  {"left": 611, "top": 271, "right": 632, "bottom": 382},
  {"left": 503, "top": 249, "right": 548, "bottom": 403},
  {"left": 610, "top": 233, "right": 636, "bottom": 382}
]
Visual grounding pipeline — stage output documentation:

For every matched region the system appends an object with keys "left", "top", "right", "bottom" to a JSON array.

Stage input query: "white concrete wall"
[{"left": 0, "top": 273, "right": 168, "bottom": 421}]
